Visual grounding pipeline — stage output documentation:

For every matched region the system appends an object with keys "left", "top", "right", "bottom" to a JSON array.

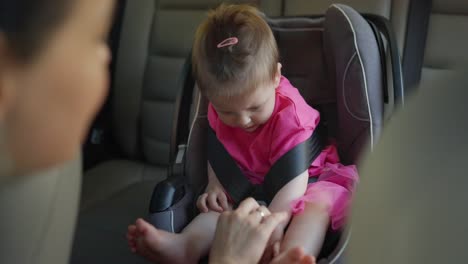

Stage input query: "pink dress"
[{"left": 208, "top": 76, "right": 359, "bottom": 230}]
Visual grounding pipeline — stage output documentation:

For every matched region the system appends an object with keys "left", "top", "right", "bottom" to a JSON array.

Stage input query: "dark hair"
[
  {"left": 0, "top": 0, "right": 73, "bottom": 60},
  {"left": 192, "top": 4, "right": 279, "bottom": 98}
]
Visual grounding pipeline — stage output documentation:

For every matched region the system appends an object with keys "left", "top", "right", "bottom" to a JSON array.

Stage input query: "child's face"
[
  {"left": 210, "top": 68, "right": 281, "bottom": 132},
  {"left": 0, "top": 0, "right": 114, "bottom": 174}
]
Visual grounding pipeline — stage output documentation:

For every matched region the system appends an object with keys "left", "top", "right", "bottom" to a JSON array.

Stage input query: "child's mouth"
[{"left": 244, "top": 125, "right": 258, "bottom": 132}]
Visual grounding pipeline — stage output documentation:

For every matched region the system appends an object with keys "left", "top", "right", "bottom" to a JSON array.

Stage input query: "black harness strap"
[
  {"left": 207, "top": 127, "right": 252, "bottom": 203},
  {"left": 263, "top": 125, "right": 324, "bottom": 202},
  {"left": 208, "top": 125, "right": 324, "bottom": 205}
]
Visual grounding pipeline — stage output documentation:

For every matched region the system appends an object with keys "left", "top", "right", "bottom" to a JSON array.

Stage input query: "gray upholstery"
[
  {"left": 112, "top": 0, "right": 205, "bottom": 164},
  {"left": 72, "top": 180, "right": 161, "bottom": 264},
  {"left": 80, "top": 0, "right": 204, "bottom": 214},
  {"left": 0, "top": 156, "right": 81, "bottom": 264},
  {"left": 283, "top": 0, "right": 392, "bottom": 15},
  {"left": 269, "top": 0, "right": 408, "bottom": 122},
  {"left": 112, "top": 0, "right": 156, "bottom": 160},
  {"left": 74, "top": 0, "right": 212, "bottom": 260},
  {"left": 390, "top": 0, "right": 410, "bottom": 52},
  {"left": 324, "top": 4, "right": 383, "bottom": 163},
  {"left": 278, "top": 0, "right": 410, "bottom": 51},
  {"left": 266, "top": 4, "right": 384, "bottom": 163},
  {"left": 80, "top": 160, "right": 167, "bottom": 211},
  {"left": 420, "top": 0, "right": 468, "bottom": 89},
  {"left": 186, "top": 88, "right": 209, "bottom": 193}
]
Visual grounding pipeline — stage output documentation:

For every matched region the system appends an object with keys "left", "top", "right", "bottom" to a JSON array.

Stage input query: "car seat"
[{"left": 152, "top": 4, "right": 403, "bottom": 263}]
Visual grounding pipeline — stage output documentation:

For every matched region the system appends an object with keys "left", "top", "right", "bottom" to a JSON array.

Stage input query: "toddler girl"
[{"left": 127, "top": 4, "right": 358, "bottom": 264}]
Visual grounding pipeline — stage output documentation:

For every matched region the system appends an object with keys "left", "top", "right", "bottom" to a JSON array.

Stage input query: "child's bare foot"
[
  {"left": 126, "top": 218, "right": 197, "bottom": 264},
  {"left": 270, "top": 247, "right": 316, "bottom": 264},
  {"left": 127, "top": 224, "right": 159, "bottom": 261}
]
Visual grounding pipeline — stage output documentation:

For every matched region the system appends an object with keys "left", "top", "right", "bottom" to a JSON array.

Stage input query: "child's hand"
[{"left": 196, "top": 182, "right": 230, "bottom": 213}]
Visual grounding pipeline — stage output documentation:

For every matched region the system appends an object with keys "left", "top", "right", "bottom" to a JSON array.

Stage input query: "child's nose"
[{"left": 236, "top": 115, "right": 251, "bottom": 127}]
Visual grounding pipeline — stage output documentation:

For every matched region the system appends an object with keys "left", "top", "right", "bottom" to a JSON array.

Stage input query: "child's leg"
[
  {"left": 127, "top": 211, "right": 220, "bottom": 264},
  {"left": 280, "top": 202, "right": 330, "bottom": 257},
  {"left": 270, "top": 247, "right": 316, "bottom": 264}
]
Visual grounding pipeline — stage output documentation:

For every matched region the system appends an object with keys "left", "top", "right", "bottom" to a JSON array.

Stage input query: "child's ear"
[
  {"left": 0, "top": 35, "right": 17, "bottom": 122},
  {"left": 274, "top": 63, "right": 282, "bottom": 87}
]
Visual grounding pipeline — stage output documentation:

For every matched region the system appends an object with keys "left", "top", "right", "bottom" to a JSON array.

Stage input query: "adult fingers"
[
  {"left": 248, "top": 205, "right": 270, "bottom": 224},
  {"left": 257, "top": 205, "right": 271, "bottom": 218},
  {"left": 258, "top": 211, "right": 289, "bottom": 237}
]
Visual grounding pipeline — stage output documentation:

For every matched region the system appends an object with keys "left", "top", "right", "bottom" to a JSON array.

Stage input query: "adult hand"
[
  {"left": 209, "top": 198, "right": 289, "bottom": 264},
  {"left": 260, "top": 226, "right": 285, "bottom": 263}
]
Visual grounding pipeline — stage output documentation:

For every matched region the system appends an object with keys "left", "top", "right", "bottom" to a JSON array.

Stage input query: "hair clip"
[{"left": 217, "top": 37, "right": 238, "bottom": 48}]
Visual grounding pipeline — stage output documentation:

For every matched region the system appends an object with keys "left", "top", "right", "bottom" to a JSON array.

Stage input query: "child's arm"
[
  {"left": 258, "top": 170, "right": 308, "bottom": 260},
  {"left": 268, "top": 170, "right": 309, "bottom": 222}
]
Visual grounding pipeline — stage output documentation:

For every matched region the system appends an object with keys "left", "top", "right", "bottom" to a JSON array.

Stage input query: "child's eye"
[{"left": 249, "top": 105, "right": 262, "bottom": 112}]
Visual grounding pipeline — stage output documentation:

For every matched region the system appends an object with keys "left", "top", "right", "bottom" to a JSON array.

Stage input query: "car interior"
[
  {"left": 148, "top": 5, "right": 397, "bottom": 263},
  {"left": 1, "top": 0, "right": 467, "bottom": 263}
]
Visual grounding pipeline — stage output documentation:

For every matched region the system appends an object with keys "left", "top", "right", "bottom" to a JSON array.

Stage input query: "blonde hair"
[{"left": 192, "top": 4, "right": 279, "bottom": 98}]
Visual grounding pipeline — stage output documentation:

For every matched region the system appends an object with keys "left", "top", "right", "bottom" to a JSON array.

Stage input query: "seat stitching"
[
  {"left": 333, "top": 4, "right": 374, "bottom": 150},
  {"left": 343, "top": 52, "right": 370, "bottom": 122},
  {"left": 187, "top": 90, "right": 201, "bottom": 149},
  {"left": 170, "top": 210, "right": 175, "bottom": 233}
]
